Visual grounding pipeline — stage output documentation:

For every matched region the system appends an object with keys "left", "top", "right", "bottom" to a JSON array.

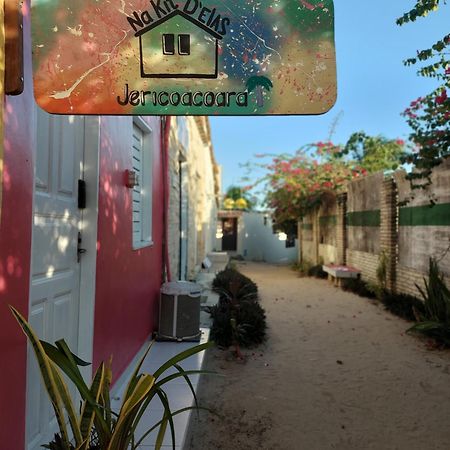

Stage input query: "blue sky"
[{"left": 210, "top": 1, "right": 450, "bottom": 192}]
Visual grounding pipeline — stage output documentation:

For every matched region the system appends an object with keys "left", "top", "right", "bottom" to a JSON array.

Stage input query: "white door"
[{"left": 26, "top": 110, "right": 86, "bottom": 450}]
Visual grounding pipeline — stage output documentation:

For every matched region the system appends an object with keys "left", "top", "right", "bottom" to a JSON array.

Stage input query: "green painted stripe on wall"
[
  {"left": 319, "top": 215, "right": 337, "bottom": 226},
  {"left": 302, "top": 223, "right": 313, "bottom": 230},
  {"left": 399, "top": 203, "right": 450, "bottom": 226},
  {"left": 346, "top": 210, "right": 380, "bottom": 227}
]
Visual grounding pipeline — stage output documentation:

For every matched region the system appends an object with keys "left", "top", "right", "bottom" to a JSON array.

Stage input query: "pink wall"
[
  {"left": 0, "top": 1, "right": 34, "bottom": 448},
  {"left": 93, "top": 116, "right": 164, "bottom": 380}
]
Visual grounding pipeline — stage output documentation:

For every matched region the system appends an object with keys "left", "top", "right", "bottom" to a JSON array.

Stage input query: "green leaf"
[
  {"left": 79, "top": 363, "right": 105, "bottom": 445},
  {"left": 153, "top": 342, "right": 213, "bottom": 379},
  {"left": 42, "top": 340, "right": 110, "bottom": 443},
  {"left": 123, "top": 341, "right": 155, "bottom": 403},
  {"left": 132, "top": 406, "right": 214, "bottom": 449},
  {"left": 49, "top": 359, "right": 83, "bottom": 447},
  {"left": 155, "top": 389, "right": 176, "bottom": 450},
  {"left": 109, "top": 374, "right": 156, "bottom": 450},
  {"left": 174, "top": 364, "right": 199, "bottom": 412},
  {"left": 10, "top": 306, "right": 72, "bottom": 449}
]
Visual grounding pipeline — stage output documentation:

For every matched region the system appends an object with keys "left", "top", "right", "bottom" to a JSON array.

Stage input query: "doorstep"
[{"left": 110, "top": 328, "right": 210, "bottom": 449}]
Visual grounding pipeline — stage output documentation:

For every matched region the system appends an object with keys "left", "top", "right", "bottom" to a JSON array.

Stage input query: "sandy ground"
[{"left": 184, "top": 262, "right": 450, "bottom": 450}]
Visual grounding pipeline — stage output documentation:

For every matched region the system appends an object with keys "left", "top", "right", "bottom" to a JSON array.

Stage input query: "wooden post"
[{"left": 4, "top": 0, "right": 23, "bottom": 95}]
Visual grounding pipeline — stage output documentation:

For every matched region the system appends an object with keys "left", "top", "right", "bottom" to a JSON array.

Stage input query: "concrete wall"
[
  {"left": 300, "top": 213, "right": 316, "bottom": 264},
  {"left": 298, "top": 160, "right": 450, "bottom": 296},
  {"left": 300, "top": 195, "right": 338, "bottom": 266},
  {"left": 318, "top": 195, "right": 338, "bottom": 264},
  {"left": 346, "top": 172, "right": 383, "bottom": 283},
  {"left": 394, "top": 160, "right": 450, "bottom": 296}
]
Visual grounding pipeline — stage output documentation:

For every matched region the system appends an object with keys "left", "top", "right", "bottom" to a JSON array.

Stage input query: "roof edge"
[{"left": 135, "top": 9, "right": 223, "bottom": 40}]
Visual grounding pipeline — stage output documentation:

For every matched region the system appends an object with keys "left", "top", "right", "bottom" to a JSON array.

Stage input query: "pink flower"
[
  {"left": 436, "top": 90, "right": 448, "bottom": 105},
  {"left": 395, "top": 139, "right": 405, "bottom": 146}
]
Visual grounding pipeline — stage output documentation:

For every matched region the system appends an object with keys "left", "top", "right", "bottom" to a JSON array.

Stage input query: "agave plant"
[
  {"left": 11, "top": 306, "right": 213, "bottom": 450},
  {"left": 407, "top": 258, "right": 450, "bottom": 346}
]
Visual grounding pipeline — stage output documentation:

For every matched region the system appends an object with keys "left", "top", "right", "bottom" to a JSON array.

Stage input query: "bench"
[{"left": 322, "top": 264, "right": 361, "bottom": 287}]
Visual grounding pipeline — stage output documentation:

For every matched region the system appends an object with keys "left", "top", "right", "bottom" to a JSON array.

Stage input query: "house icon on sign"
[{"left": 135, "top": 9, "right": 223, "bottom": 79}]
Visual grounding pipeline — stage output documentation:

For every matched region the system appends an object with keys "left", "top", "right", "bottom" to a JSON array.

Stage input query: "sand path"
[{"left": 185, "top": 262, "right": 450, "bottom": 450}]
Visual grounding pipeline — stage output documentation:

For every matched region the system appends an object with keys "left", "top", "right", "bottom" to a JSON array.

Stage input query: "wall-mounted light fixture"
[
  {"left": 125, "top": 170, "right": 139, "bottom": 189},
  {"left": 278, "top": 232, "right": 287, "bottom": 241}
]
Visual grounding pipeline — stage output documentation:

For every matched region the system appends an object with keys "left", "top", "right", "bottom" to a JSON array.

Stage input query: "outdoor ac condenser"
[{"left": 157, "top": 281, "right": 202, "bottom": 341}]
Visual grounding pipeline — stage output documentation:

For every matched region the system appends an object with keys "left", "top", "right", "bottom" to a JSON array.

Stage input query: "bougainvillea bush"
[
  {"left": 246, "top": 136, "right": 404, "bottom": 234},
  {"left": 397, "top": 1, "right": 450, "bottom": 186}
]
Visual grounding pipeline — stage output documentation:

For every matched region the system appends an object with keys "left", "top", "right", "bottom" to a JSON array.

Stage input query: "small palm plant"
[
  {"left": 407, "top": 258, "right": 450, "bottom": 346},
  {"left": 245, "top": 75, "right": 273, "bottom": 108},
  {"left": 11, "top": 306, "right": 213, "bottom": 450}
]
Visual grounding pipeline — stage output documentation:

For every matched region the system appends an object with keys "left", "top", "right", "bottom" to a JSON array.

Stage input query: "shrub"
[
  {"left": 380, "top": 291, "right": 425, "bottom": 322},
  {"left": 408, "top": 258, "right": 450, "bottom": 347},
  {"left": 209, "top": 299, "right": 266, "bottom": 348},
  {"left": 210, "top": 269, "right": 266, "bottom": 350},
  {"left": 293, "top": 260, "right": 314, "bottom": 277},
  {"left": 212, "top": 268, "right": 258, "bottom": 298},
  {"left": 342, "top": 278, "right": 377, "bottom": 299},
  {"left": 307, "top": 264, "right": 328, "bottom": 279}
]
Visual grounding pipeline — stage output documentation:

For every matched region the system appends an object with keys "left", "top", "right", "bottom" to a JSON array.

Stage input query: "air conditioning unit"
[{"left": 157, "top": 281, "right": 202, "bottom": 342}]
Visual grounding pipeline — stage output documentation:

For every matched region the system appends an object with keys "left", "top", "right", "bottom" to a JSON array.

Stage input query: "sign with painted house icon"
[
  {"left": 32, "top": 0, "right": 337, "bottom": 116},
  {"left": 136, "top": 8, "right": 222, "bottom": 79}
]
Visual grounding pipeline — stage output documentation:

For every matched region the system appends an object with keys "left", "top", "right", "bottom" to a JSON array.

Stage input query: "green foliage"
[
  {"left": 342, "top": 278, "right": 377, "bottom": 299},
  {"left": 11, "top": 306, "right": 212, "bottom": 450},
  {"left": 396, "top": 0, "right": 441, "bottom": 26},
  {"left": 209, "top": 300, "right": 267, "bottom": 348},
  {"left": 209, "top": 269, "right": 267, "bottom": 349},
  {"left": 212, "top": 268, "right": 258, "bottom": 298},
  {"left": 380, "top": 291, "right": 425, "bottom": 322},
  {"left": 224, "top": 185, "right": 255, "bottom": 210},
  {"left": 397, "top": 1, "right": 450, "bottom": 186},
  {"left": 307, "top": 265, "right": 328, "bottom": 279},
  {"left": 294, "top": 259, "right": 314, "bottom": 277},
  {"left": 244, "top": 133, "right": 404, "bottom": 231},
  {"left": 376, "top": 251, "right": 389, "bottom": 294},
  {"left": 408, "top": 258, "right": 450, "bottom": 346},
  {"left": 340, "top": 132, "right": 405, "bottom": 173}
]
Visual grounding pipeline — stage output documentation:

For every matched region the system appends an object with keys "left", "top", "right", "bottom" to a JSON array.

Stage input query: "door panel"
[
  {"left": 222, "top": 218, "right": 237, "bottom": 251},
  {"left": 26, "top": 110, "right": 85, "bottom": 450}
]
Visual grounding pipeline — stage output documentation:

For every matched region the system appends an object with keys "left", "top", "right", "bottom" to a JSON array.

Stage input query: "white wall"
[{"left": 216, "top": 211, "right": 298, "bottom": 264}]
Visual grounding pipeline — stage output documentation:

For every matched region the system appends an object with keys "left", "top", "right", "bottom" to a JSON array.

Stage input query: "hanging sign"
[{"left": 32, "top": 0, "right": 336, "bottom": 115}]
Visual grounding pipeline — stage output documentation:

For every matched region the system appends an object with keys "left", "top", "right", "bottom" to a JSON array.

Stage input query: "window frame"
[
  {"left": 178, "top": 34, "right": 191, "bottom": 55},
  {"left": 162, "top": 34, "right": 175, "bottom": 55},
  {"left": 132, "top": 116, "right": 154, "bottom": 250}
]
